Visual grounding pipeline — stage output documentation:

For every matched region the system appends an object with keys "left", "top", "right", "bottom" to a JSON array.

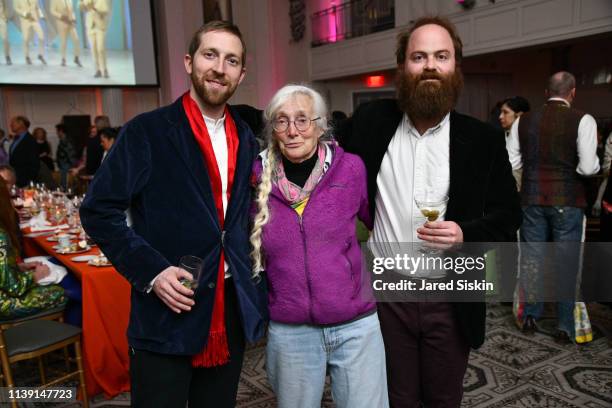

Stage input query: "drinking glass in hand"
[
  {"left": 414, "top": 195, "right": 449, "bottom": 222},
  {"left": 178, "top": 255, "right": 203, "bottom": 291}
]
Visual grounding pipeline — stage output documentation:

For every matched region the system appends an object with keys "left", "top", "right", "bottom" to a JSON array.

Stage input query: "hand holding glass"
[{"left": 178, "top": 255, "right": 203, "bottom": 291}]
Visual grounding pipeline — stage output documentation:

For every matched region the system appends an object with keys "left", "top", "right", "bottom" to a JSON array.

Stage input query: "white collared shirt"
[
  {"left": 370, "top": 113, "right": 451, "bottom": 244},
  {"left": 506, "top": 97, "right": 600, "bottom": 176},
  {"left": 203, "top": 113, "right": 229, "bottom": 216},
  {"left": 202, "top": 113, "right": 231, "bottom": 277}
]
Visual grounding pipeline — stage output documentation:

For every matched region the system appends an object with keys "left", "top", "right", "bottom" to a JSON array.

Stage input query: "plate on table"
[
  {"left": 55, "top": 246, "right": 91, "bottom": 255},
  {"left": 46, "top": 234, "right": 75, "bottom": 242},
  {"left": 25, "top": 231, "right": 54, "bottom": 238},
  {"left": 87, "top": 258, "right": 112, "bottom": 267},
  {"left": 71, "top": 255, "right": 97, "bottom": 263}
]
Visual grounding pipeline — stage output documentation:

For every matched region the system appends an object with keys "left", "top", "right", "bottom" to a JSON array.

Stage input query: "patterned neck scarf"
[{"left": 273, "top": 143, "right": 331, "bottom": 207}]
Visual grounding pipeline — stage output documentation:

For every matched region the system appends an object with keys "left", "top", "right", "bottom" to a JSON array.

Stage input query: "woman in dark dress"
[{"left": 32, "top": 127, "right": 54, "bottom": 171}]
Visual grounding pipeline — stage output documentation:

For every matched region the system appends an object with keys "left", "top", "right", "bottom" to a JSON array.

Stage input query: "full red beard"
[
  {"left": 191, "top": 71, "right": 238, "bottom": 108},
  {"left": 397, "top": 69, "right": 464, "bottom": 122}
]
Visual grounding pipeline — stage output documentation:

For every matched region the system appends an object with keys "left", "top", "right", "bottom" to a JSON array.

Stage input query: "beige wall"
[
  {"left": 316, "top": 32, "right": 612, "bottom": 123},
  {"left": 231, "top": 0, "right": 312, "bottom": 109},
  {"left": 311, "top": 0, "right": 612, "bottom": 80}
]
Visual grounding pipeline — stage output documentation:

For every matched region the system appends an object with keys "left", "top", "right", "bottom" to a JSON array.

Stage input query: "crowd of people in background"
[{"left": 0, "top": 114, "right": 121, "bottom": 191}]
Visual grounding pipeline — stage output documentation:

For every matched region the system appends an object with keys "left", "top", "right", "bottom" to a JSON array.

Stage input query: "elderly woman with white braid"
[{"left": 250, "top": 84, "right": 388, "bottom": 408}]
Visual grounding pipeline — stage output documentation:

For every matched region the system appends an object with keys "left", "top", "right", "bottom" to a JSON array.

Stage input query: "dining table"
[{"left": 22, "top": 228, "right": 131, "bottom": 399}]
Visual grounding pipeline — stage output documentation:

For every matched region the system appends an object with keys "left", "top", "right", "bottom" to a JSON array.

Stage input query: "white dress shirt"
[
  {"left": 506, "top": 98, "right": 600, "bottom": 176},
  {"left": 203, "top": 114, "right": 229, "bottom": 217},
  {"left": 371, "top": 113, "right": 451, "bottom": 244},
  {"left": 203, "top": 114, "right": 230, "bottom": 277},
  {"left": 369, "top": 113, "right": 451, "bottom": 279}
]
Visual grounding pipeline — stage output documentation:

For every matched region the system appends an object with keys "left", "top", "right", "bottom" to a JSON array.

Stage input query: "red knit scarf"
[{"left": 182, "top": 92, "right": 239, "bottom": 367}]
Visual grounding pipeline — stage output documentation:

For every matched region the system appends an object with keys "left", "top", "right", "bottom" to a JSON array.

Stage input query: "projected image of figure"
[
  {"left": 50, "top": 0, "right": 81, "bottom": 67},
  {"left": 0, "top": 0, "right": 11, "bottom": 65},
  {"left": 14, "top": 0, "right": 47, "bottom": 65},
  {"left": 0, "top": 0, "right": 151, "bottom": 86},
  {"left": 79, "top": 0, "right": 110, "bottom": 78}
]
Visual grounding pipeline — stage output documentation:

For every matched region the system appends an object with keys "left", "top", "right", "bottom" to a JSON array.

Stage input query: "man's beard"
[
  {"left": 191, "top": 71, "right": 238, "bottom": 108},
  {"left": 397, "top": 69, "right": 464, "bottom": 122}
]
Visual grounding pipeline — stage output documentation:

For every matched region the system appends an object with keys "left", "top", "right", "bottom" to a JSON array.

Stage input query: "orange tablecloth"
[{"left": 22, "top": 232, "right": 131, "bottom": 398}]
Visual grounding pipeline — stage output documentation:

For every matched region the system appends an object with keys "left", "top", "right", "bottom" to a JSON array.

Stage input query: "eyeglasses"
[{"left": 272, "top": 116, "right": 320, "bottom": 133}]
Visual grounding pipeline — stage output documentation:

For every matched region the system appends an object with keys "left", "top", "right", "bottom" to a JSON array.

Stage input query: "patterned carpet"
[{"left": 10, "top": 304, "right": 612, "bottom": 408}]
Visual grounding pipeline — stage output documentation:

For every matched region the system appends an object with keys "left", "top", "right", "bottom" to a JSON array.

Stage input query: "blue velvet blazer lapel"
[{"left": 165, "top": 100, "right": 220, "bottom": 229}]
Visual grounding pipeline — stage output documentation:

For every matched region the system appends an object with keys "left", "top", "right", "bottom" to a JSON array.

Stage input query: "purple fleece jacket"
[{"left": 253, "top": 145, "right": 375, "bottom": 325}]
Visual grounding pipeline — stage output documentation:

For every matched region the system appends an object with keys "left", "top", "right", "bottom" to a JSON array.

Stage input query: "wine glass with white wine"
[
  {"left": 414, "top": 195, "right": 448, "bottom": 223},
  {"left": 414, "top": 194, "right": 449, "bottom": 257}
]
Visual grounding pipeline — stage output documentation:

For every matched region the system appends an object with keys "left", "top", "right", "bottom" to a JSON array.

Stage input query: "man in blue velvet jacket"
[{"left": 80, "top": 21, "right": 267, "bottom": 408}]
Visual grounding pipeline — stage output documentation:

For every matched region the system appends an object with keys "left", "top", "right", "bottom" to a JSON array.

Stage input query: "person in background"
[
  {"left": 56, "top": 124, "right": 77, "bottom": 190},
  {"left": 87, "top": 116, "right": 109, "bottom": 174},
  {"left": 99, "top": 126, "right": 119, "bottom": 161},
  {"left": 8, "top": 116, "right": 39, "bottom": 187},
  {"left": 592, "top": 127, "right": 612, "bottom": 218},
  {"left": 0, "top": 178, "right": 66, "bottom": 319},
  {"left": 0, "top": 129, "right": 9, "bottom": 166},
  {"left": 330, "top": 110, "right": 348, "bottom": 130},
  {"left": 0, "top": 165, "right": 17, "bottom": 192},
  {"left": 601, "top": 155, "right": 612, "bottom": 241},
  {"left": 507, "top": 71, "right": 599, "bottom": 344},
  {"left": 70, "top": 125, "right": 95, "bottom": 176},
  {"left": 499, "top": 96, "right": 530, "bottom": 134},
  {"left": 251, "top": 84, "right": 388, "bottom": 408},
  {"left": 32, "top": 127, "right": 57, "bottom": 189},
  {"left": 499, "top": 96, "right": 530, "bottom": 190},
  {"left": 71, "top": 117, "right": 109, "bottom": 177},
  {"left": 33, "top": 127, "right": 54, "bottom": 171}
]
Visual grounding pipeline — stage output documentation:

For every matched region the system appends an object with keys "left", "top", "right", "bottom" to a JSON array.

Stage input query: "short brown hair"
[
  {"left": 396, "top": 16, "right": 463, "bottom": 66},
  {"left": 188, "top": 20, "right": 247, "bottom": 67},
  {"left": 12, "top": 116, "right": 31, "bottom": 129}
]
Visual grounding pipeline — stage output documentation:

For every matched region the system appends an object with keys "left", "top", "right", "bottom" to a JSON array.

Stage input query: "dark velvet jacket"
[
  {"left": 337, "top": 99, "right": 522, "bottom": 348},
  {"left": 80, "top": 97, "right": 268, "bottom": 355}
]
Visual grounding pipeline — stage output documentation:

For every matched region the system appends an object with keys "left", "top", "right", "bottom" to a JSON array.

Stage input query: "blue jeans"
[
  {"left": 266, "top": 313, "right": 389, "bottom": 408},
  {"left": 520, "top": 205, "right": 583, "bottom": 338}
]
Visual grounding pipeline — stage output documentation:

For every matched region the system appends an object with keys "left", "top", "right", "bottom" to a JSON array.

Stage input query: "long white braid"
[{"left": 249, "top": 143, "right": 277, "bottom": 277}]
